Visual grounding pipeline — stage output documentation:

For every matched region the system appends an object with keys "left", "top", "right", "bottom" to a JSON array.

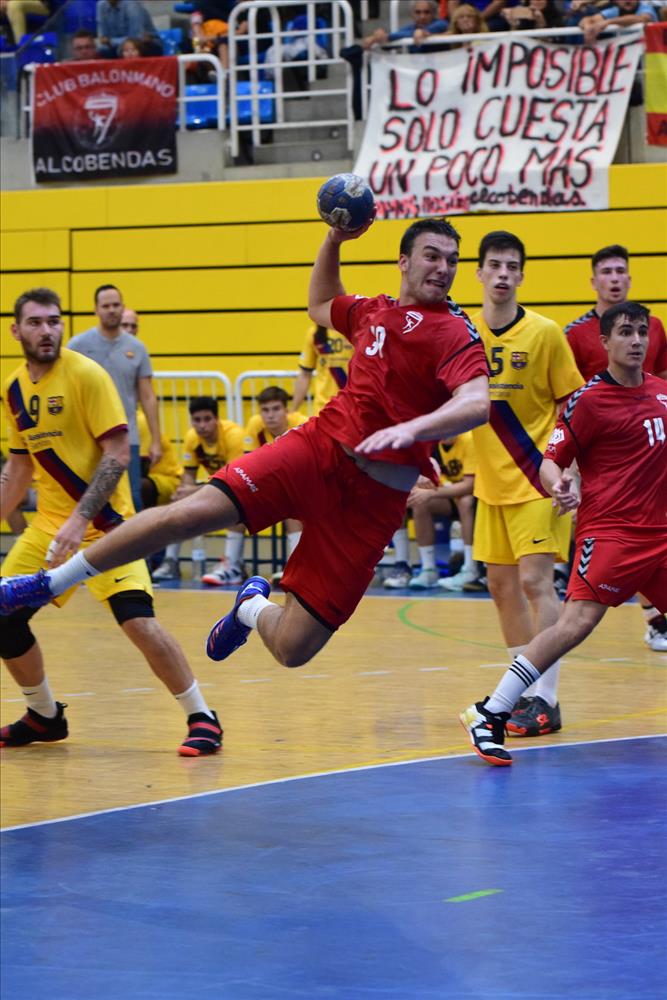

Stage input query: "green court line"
[
  {"left": 446, "top": 889, "right": 504, "bottom": 903},
  {"left": 396, "top": 601, "right": 649, "bottom": 666}
]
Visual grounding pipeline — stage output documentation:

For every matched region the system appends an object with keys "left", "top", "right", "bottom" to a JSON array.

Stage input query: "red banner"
[
  {"left": 32, "top": 57, "right": 178, "bottom": 182},
  {"left": 645, "top": 22, "right": 667, "bottom": 147}
]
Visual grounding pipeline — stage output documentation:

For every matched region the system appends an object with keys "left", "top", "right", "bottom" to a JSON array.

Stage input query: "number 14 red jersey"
[{"left": 545, "top": 372, "right": 667, "bottom": 538}]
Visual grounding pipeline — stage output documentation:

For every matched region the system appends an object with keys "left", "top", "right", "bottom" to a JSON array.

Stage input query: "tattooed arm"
[{"left": 48, "top": 431, "right": 130, "bottom": 568}]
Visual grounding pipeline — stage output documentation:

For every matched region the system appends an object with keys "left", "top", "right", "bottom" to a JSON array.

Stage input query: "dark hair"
[
  {"left": 94, "top": 284, "right": 122, "bottom": 304},
  {"left": 399, "top": 218, "right": 461, "bottom": 258},
  {"left": 257, "top": 386, "right": 289, "bottom": 407},
  {"left": 600, "top": 301, "right": 649, "bottom": 338},
  {"left": 591, "top": 244, "right": 629, "bottom": 272},
  {"left": 189, "top": 395, "right": 218, "bottom": 417},
  {"left": 73, "top": 28, "right": 96, "bottom": 41},
  {"left": 14, "top": 287, "right": 62, "bottom": 323},
  {"left": 478, "top": 230, "right": 526, "bottom": 269}
]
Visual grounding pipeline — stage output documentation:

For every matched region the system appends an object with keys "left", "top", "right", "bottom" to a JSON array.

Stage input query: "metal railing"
[
  {"left": 233, "top": 369, "right": 303, "bottom": 427},
  {"left": 153, "top": 371, "right": 235, "bottom": 449}
]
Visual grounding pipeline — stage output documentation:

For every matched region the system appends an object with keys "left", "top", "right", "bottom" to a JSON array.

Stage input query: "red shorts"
[
  {"left": 567, "top": 532, "right": 667, "bottom": 611},
  {"left": 210, "top": 420, "right": 410, "bottom": 629}
]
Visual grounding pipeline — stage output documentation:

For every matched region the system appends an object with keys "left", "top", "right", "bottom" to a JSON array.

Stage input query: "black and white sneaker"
[{"left": 459, "top": 698, "right": 512, "bottom": 766}]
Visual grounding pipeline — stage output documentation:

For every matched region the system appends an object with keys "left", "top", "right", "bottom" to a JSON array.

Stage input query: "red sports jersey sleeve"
[
  {"left": 566, "top": 311, "right": 667, "bottom": 381},
  {"left": 322, "top": 294, "right": 488, "bottom": 476},
  {"left": 545, "top": 372, "right": 667, "bottom": 537}
]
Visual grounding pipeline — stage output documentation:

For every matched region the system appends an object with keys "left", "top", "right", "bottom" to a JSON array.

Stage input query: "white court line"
[
  {"left": 240, "top": 678, "right": 272, "bottom": 684},
  {"left": 61, "top": 692, "right": 96, "bottom": 698},
  {"left": 299, "top": 674, "right": 330, "bottom": 679},
  {"left": 2, "top": 733, "right": 664, "bottom": 834},
  {"left": 419, "top": 667, "right": 448, "bottom": 672},
  {"left": 120, "top": 687, "right": 155, "bottom": 694},
  {"left": 358, "top": 670, "right": 392, "bottom": 676},
  {"left": 479, "top": 663, "right": 507, "bottom": 669}
]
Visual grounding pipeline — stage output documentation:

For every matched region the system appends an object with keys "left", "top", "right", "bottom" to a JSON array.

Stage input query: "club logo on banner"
[
  {"left": 32, "top": 57, "right": 178, "bottom": 182},
  {"left": 354, "top": 35, "right": 642, "bottom": 218}
]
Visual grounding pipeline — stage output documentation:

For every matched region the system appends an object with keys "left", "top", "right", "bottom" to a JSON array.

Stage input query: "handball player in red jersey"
[
  {"left": 460, "top": 301, "right": 667, "bottom": 766},
  {"left": 1, "top": 217, "right": 490, "bottom": 671}
]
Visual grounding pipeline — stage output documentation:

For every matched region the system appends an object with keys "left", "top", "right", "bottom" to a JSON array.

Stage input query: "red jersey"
[
  {"left": 565, "top": 309, "right": 667, "bottom": 382},
  {"left": 545, "top": 371, "right": 667, "bottom": 539},
  {"left": 320, "top": 294, "right": 489, "bottom": 478}
]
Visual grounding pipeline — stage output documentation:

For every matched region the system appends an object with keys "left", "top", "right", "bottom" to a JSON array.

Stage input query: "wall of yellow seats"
[{"left": 1, "top": 164, "right": 666, "bottom": 455}]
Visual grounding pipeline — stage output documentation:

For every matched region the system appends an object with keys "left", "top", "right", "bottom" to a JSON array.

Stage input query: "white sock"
[
  {"left": 393, "top": 528, "right": 410, "bottom": 564},
  {"left": 165, "top": 542, "right": 181, "bottom": 560},
  {"left": 418, "top": 545, "right": 436, "bottom": 572},
  {"left": 237, "top": 593, "right": 272, "bottom": 630},
  {"left": 47, "top": 551, "right": 98, "bottom": 596},
  {"left": 174, "top": 680, "right": 213, "bottom": 719},
  {"left": 535, "top": 661, "right": 561, "bottom": 707},
  {"left": 22, "top": 678, "right": 58, "bottom": 718},
  {"left": 463, "top": 544, "right": 474, "bottom": 572},
  {"left": 287, "top": 531, "right": 301, "bottom": 557},
  {"left": 225, "top": 530, "right": 245, "bottom": 567},
  {"left": 487, "top": 655, "right": 542, "bottom": 715},
  {"left": 506, "top": 644, "right": 532, "bottom": 694}
]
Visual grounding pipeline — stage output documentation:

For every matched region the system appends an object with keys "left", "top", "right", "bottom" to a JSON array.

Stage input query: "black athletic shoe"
[
  {"left": 506, "top": 695, "right": 562, "bottom": 737},
  {"left": 459, "top": 697, "right": 512, "bottom": 766},
  {"left": 178, "top": 710, "right": 223, "bottom": 757},
  {"left": 0, "top": 702, "right": 68, "bottom": 747}
]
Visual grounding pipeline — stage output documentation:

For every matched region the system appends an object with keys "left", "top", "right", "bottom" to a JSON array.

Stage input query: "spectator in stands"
[
  {"left": 69, "top": 28, "right": 100, "bottom": 61},
  {"left": 96, "top": 0, "right": 162, "bottom": 57},
  {"left": 291, "top": 323, "right": 353, "bottom": 416},
  {"left": 245, "top": 386, "right": 307, "bottom": 582},
  {"left": 68, "top": 284, "right": 161, "bottom": 514},
  {"left": 120, "top": 307, "right": 139, "bottom": 334},
  {"left": 153, "top": 396, "right": 245, "bottom": 584},
  {"left": 470, "top": 230, "right": 583, "bottom": 739},
  {"left": 579, "top": 0, "right": 657, "bottom": 42},
  {"left": 406, "top": 433, "right": 478, "bottom": 590},
  {"left": 444, "top": 4, "right": 489, "bottom": 36},
  {"left": 563, "top": 0, "right": 610, "bottom": 28},
  {"left": 565, "top": 244, "right": 667, "bottom": 652},
  {"left": 448, "top": 0, "right": 520, "bottom": 31},
  {"left": 120, "top": 36, "right": 144, "bottom": 58},
  {"left": 500, "top": 0, "right": 562, "bottom": 30},
  {"left": 0, "top": 0, "right": 51, "bottom": 46}
]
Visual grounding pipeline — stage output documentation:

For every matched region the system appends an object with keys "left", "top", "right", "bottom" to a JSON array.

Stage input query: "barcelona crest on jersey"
[
  {"left": 511, "top": 352, "right": 528, "bottom": 370},
  {"left": 47, "top": 395, "right": 64, "bottom": 414}
]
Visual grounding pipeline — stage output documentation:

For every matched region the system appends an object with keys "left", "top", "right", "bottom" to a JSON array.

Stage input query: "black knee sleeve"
[
  {"left": 108, "top": 589, "right": 154, "bottom": 625},
  {"left": 0, "top": 607, "right": 38, "bottom": 659}
]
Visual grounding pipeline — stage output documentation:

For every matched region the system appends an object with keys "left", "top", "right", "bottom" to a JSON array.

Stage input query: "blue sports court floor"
[{"left": 2, "top": 736, "right": 666, "bottom": 1000}]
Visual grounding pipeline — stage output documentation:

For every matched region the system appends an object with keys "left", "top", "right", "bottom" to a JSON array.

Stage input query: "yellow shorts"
[
  {"left": 146, "top": 472, "right": 179, "bottom": 506},
  {"left": 473, "top": 496, "right": 571, "bottom": 566},
  {"left": 1, "top": 523, "right": 152, "bottom": 609}
]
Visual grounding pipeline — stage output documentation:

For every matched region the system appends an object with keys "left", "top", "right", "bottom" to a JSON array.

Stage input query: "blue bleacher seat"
[
  {"left": 159, "top": 28, "right": 184, "bottom": 56},
  {"left": 61, "top": 0, "right": 97, "bottom": 33},
  {"left": 284, "top": 15, "right": 330, "bottom": 54},
  {"left": 184, "top": 80, "right": 276, "bottom": 130},
  {"left": 184, "top": 83, "right": 218, "bottom": 129},
  {"left": 232, "top": 80, "right": 276, "bottom": 125},
  {"left": 174, "top": 2, "right": 196, "bottom": 12},
  {"left": 16, "top": 31, "right": 57, "bottom": 72}
]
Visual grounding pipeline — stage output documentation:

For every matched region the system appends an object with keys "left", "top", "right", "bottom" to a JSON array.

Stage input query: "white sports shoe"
[
  {"left": 645, "top": 622, "right": 667, "bottom": 652},
  {"left": 201, "top": 560, "right": 244, "bottom": 586},
  {"left": 151, "top": 558, "right": 180, "bottom": 581},
  {"left": 438, "top": 568, "right": 478, "bottom": 591},
  {"left": 408, "top": 568, "right": 440, "bottom": 589},
  {"left": 383, "top": 562, "right": 412, "bottom": 589}
]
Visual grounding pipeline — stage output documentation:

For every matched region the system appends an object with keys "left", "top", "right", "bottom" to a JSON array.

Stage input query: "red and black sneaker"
[
  {"left": 178, "top": 710, "right": 223, "bottom": 757},
  {"left": 0, "top": 702, "right": 68, "bottom": 747},
  {"left": 506, "top": 695, "right": 562, "bottom": 737}
]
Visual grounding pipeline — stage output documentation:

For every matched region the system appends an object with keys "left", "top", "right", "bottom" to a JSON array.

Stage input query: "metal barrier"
[
  {"left": 226, "top": 0, "right": 355, "bottom": 158},
  {"left": 153, "top": 370, "right": 234, "bottom": 448},
  {"left": 233, "top": 369, "right": 304, "bottom": 427}
]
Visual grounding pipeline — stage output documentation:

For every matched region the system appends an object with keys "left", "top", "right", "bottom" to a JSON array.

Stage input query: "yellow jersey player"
[
  {"left": 137, "top": 409, "right": 183, "bottom": 510},
  {"left": 153, "top": 396, "right": 246, "bottom": 585},
  {"left": 0, "top": 288, "right": 222, "bottom": 756},
  {"left": 291, "top": 323, "right": 354, "bottom": 415},
  {"left": 404, "top": 431, "right": 477, "bottom": 590},
  {"left": 470, "top": 231, "right": 583, "bottom": 738}
]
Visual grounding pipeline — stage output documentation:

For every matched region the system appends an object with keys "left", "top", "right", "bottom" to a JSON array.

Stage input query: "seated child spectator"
[{"left": 119, "top": 36, "right": 144, "bottom": 57}]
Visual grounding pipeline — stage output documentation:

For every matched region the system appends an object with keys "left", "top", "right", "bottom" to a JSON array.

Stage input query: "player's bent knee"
[{"left": 0, "top": 610, "right": 38, "bottom": 659}]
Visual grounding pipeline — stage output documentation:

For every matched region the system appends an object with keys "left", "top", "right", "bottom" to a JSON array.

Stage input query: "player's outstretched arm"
[
  {"left": 356, "top": 376, "right": 489, "bottom": 454},
  {"left": 540, "top": 459, "right": 580, "bottom": 516},
  {"left": 308, "top": 215, "right": 375, "bottom": 329}
]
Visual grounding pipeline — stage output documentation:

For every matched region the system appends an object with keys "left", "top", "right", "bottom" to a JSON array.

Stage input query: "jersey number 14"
[{"left": 643, "top": 417, "right": 665, "bottom": 446}]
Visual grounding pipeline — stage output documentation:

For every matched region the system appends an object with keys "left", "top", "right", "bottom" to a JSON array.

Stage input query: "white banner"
[{"left": 354, "top": 35, "right": 643, "bottom": 217}]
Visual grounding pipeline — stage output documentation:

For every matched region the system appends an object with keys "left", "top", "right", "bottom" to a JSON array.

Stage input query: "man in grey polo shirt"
[{"left": 69, "top": 284, "right": 162, "bottom": 511}]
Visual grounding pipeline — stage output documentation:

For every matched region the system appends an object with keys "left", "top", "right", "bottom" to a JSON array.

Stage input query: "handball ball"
[{"left": 317, "top": 173, "right": 375, "bottom": 232}]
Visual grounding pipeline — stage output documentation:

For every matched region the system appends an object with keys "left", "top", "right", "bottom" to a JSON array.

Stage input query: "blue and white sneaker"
[
  {"left": 0, "top": 570, "right": 54, "bottom": 614},
  {"left": 206, "top": 576, "right": 271, "bottom": 662}
]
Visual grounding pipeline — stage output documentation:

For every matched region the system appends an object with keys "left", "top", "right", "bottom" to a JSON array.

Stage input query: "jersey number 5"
[
  {"left": 643, "top": 417, "right": 665, "bottom": 446},
  {"left": 488, "top": 346, "right": 504, "bottom": 376}
]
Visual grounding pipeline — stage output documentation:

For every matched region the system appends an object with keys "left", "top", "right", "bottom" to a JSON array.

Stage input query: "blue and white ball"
[{"left": 317, "top": 173, "right": 375, "bottom": 232}]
